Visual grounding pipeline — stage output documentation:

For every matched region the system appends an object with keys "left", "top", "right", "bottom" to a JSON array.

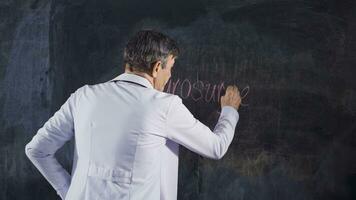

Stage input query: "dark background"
[{"left": 1, "top": 0, "right": 356, "bottom": 199}]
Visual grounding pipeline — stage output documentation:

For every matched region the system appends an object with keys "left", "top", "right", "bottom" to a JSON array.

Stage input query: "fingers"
[
  {"left": 226, "top": 85, "right": 240, "bottom": 96},
  {"left": 221, "top": 85, "right": 242, "bottom": 109},
  {"left": 226, "top": 85, "right": 234, "bottom": 94},
  {"left": 226, "top": 85, "right": 233, "bottom": 94}
]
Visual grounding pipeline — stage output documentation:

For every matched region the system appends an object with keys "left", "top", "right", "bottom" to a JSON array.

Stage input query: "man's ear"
[
  {"left": 124, "top": 63, "right": 132, "bottom": 72},
  {"left": 151, "top": 61, "right": 162, "bottom": 78}
]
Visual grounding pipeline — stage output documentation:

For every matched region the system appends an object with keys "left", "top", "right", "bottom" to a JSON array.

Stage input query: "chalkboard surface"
[{"left": 1, "top": 0, "right": 355, "bottom": 199}]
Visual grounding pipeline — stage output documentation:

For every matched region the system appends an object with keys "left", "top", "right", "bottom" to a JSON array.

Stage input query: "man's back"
[{"left": 67, "top": 75, "right": 175, "bottom": 199}]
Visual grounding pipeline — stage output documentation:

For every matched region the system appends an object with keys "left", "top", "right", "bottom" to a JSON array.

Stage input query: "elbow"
[
  {"left": 25, "top": 143, "right": 33, "bottom": 159},
  {"left": 212, "top": 144, "right": 228, "bottom": 160},
  {"left": 25, "top": 143, "right": 52, "bottom": 159},
  {"left": 25, "top": 142, "right": 43, "bottom": 159},
  {"left": 211, "top": 134, "right": 233, "bottom": 160},
  {"left": 212, "top": 151, "right": 225, "bottom": 160},
  {"left": 211, "top": 155, "right": 223, "bottom": 160}
]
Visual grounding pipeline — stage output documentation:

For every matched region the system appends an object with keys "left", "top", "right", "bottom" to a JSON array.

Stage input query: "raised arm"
[{"left": 165, "top": 86, "right": 241, "bottom": 159}]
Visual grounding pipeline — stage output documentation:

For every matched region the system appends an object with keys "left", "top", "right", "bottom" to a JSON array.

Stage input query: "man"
[{"left": 25, "top": 30, "right": 241, "bottom": 200}]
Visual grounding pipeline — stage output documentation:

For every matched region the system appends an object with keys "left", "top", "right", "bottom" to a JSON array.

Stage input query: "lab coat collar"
[{"left": 109, "top": 73, "right": 154, "bottom": 89}]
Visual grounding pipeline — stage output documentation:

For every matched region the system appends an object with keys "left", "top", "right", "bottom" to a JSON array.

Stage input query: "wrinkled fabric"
[{"left": 25, "top": 73, "right": 239, "bottom": 200}]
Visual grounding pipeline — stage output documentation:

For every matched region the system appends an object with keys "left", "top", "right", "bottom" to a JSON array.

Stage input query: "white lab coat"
[{"left": 25, "top": 72, "right": 239, "bottom": 200}]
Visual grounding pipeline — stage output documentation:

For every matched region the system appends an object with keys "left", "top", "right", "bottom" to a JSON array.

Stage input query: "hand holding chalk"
[{"left": 220, "top": 85, "right": 241, "bottom": 110}]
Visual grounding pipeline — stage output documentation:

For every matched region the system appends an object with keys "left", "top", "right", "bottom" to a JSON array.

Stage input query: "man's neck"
[{"left": 125, "top": 69, "right": 154, "bottom": 88}]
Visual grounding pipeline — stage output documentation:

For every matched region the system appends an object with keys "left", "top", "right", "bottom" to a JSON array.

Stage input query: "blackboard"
[{"left": 1, "top": 0, "right": 355, "bottom": 199}]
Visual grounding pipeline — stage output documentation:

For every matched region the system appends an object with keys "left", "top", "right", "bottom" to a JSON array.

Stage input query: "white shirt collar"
[{"left": 108, "top": 73, "right": 154, "bottom": 89}]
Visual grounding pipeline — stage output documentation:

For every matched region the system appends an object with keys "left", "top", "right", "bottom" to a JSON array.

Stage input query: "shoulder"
[
  {"left": 74, "top": 81, "right": 111, "bottom": 96},
  {"left": 160, "top": 93, "right": 183, "bottom": 114},
  {"left": 153, "top": 91, "right": 181, "bottom": 104},
  {"left": 72, "top": 84, "right": 91, "bottom": 96},
  {"left": 166, "top": 93, "right": 182, "bottom": 104}
]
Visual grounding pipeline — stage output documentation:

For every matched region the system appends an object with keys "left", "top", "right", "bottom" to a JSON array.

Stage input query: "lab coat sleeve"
[
  {"left": 25, "top": 86, "right": 84, "bottom": 199},
  {"left": 165, "top": 95, "right": 239, "bottom": 160}
]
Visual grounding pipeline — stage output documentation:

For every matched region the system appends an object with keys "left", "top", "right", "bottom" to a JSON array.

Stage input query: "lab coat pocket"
[{"left": 85, "top": 162, "right": 131, "bottom": 200}]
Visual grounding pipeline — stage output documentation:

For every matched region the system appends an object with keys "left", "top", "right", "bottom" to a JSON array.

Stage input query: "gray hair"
[{"left": 123, "top": 30, "right": 180, "bottom": 74}]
